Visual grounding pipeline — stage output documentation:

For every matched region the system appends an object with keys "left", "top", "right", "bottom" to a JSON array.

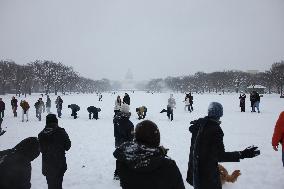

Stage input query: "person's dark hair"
[{"left": 135, "top": 120, "right": 160, "bottom": 148}]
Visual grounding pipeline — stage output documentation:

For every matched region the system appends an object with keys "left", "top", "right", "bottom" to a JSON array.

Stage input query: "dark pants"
[
  {"left": 89, "top": 111, "right": 98, "bottom": 119},
  {"left": 240, "top": 105, "right": 245, "bottom": 112},
  {"left": 36, "top": 110, "right": 42, "bottom": 121},
  {"left": 71, "top": 110, "right": 78, "bottom": 119},
  {"left": 167, "top": 107, "right": 173, "bottom": 121},
  {"left": 282, "top": 151, "right": 284, "bottom": 167},
  {"left": 0, "top": 111, "right": 4, "bottom": 118},
  {"left": 12, "top": 107, "right": 17, "bottom": 117},
  {"left": 188, "top": 104, "right": 193, "bottom": 112},
  {"left": 57, "top": 108, "right": 62, "bottom": 118},
  {"left": 46, "top": 172, "right": 64, "bottom": 189}
]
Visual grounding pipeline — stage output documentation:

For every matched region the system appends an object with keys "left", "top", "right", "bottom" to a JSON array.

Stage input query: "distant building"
[
  {"left": 247, "top": 85, "right": 266, "bottom": 94},
  {"left": 121, "top": 69, "right": 136, "bottom": 90}
]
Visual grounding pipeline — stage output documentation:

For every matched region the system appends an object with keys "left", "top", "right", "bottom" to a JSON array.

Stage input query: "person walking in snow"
[
  {"left": 68, "top": 104, "right": 80, "bottom": 119},
  {"left": 113, "top": 120, "right": 185, "bottom": 189},
  {"left": 55, "top": 96, "right": 63, "bottom": 118},
  {"left": 239, "top": 92, "right": 246, "bottom": 112},
  {"left": 38, "top": 114, "right": 71, "bottom": 189},
  {"left": 0, "top": 98, "right": 5, "bottom": 118},
  {"left": 46, "top": 95, "right": 51, "bottom": 114},
  {"left": 160, "top": 94, "right": 176, "bottom": 121},
  {"left": 0, "top": 137, "right": 40, "bottom": 189},
  {"left": 34, "top": 98, "right": 45, "bottom": 121},
  {"left": 186, "top": 102, "right": 260, "bottom": 189},
  {"left": 20, "top": 100, "right": 30, "bottom": 122},
  {"left": 87, "top": 106, "right": 101, "bottom": 120},
  {"left": 99, "top": 93, "right": 103, "bottom": 101},
  {"left": 123, "top": 93, "right": 130, "bottom": 105},
  {"left": 11, "top": 96, "right": 18, "bottom": 117},
  {"left": 188, "top": 93, "right": 194, "bottom": 112},
  {"left": 136, "top": 106, "right": 147, "bottom": 120},
  {"left": 113, "top": 104, "right": 134, "bottom": 180},
  {"left": 272, "top": 111, "right": 284, "bottom": 167},
  {"left": 114, "top": 95, "right": 122, "bottom": 116}
]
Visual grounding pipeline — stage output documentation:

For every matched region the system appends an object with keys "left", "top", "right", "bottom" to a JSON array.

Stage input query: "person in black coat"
[
  {"left": 0, "top": 137, "right": 40, "bottom": 189},
  {"left": 46, "top": 95, "right": 51, "bottom": 114},
  {"left": 0, "top": 98, "right": 5, "bottom": 118},
  {"left": 123, "top": 93, "right": 130, "bottom": 105},
  {"left": 87, "top": 106, "right": 101, "bottom": 120},
  {"left": 68, "top": 104, "right": 80, "bottom": 119},
  {"left": 11, "top": 96, "right": 18, "bottom": 117},
  {"left": 239, "top": 93, "right": 246, "bottom": 112},
  {"left": 55, "top": 96, "right": 63, "bottom": 118},
  {"left": 186, "top": 102, "right": 260, "bottom": 189},
  {"left": 38, "top": 114, "right": 71, "bottom": 189},
  {"left": 113, "top": 120, "right": 185, "bottom": 189},
  {"left": 113, "top": 109, "right": 134, "bottom": 180}
]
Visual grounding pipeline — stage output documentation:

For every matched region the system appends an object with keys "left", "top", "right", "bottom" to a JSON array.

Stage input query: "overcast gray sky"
[{"left": 1, "top": 0, "right": 284, "bottom": 81}]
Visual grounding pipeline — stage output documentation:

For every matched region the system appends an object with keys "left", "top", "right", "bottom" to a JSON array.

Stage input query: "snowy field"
[{"left": 0, "top": 92, "right": 284, "bottom": 189}]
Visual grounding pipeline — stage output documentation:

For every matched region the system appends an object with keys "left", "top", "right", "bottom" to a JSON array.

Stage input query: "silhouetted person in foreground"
[
  {"left": 38, "top": 114, "right": 71, "bottom": 189},
  {"left": 0, "top": 137, "right": 40, "bottom": 189}
]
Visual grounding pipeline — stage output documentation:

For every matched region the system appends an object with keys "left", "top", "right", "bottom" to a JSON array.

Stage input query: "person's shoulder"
[{"left": 160, "top": 157, "right": 180, "bottom": 172}]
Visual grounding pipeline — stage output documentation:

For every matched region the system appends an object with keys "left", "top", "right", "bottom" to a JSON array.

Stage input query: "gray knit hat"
[{"left": 208, "top": 102, "right": 223, "bottom": 119}]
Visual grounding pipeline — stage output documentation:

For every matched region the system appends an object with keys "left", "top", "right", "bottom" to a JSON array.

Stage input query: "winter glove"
[{"left": 239, "top": 146, "right": 260, "bottom": 159}]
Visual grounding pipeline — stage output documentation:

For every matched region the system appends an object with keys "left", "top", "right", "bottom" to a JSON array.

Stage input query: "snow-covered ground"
[{"left": 0, "top": 92, "right": 283, "bottom": 189}]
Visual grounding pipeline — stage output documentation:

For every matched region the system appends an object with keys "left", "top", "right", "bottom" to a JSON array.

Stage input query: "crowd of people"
[{"left": 0, "top": 91, "right": 283, "bottom": 189}]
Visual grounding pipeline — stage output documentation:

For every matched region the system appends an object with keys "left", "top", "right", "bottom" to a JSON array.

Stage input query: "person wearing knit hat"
[
  {"left": 186, "top": 102, "right": 260, "bottom": 189},
  {"left": 38, "top": 114, "right": 71, "bottom": 189},
  {"left": 113, "top": 120, "right": 185, "bottom": 189},
  {"left": 0, "top": 137, "right": 40, "bottom": 189}
]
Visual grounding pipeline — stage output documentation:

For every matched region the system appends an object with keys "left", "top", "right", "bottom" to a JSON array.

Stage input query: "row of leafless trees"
[
  {"left": 0, "top": 60, "right": 111, "bottom": 96},
  {"left": 146, "top": 61, "right": 284, "bottom": 94}
]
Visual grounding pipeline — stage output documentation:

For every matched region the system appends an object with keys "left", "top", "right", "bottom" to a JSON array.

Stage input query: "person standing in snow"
[
  {"left": 87, "top": 106, "right": 101, "bottom": 120},
  {"left": 20, "top": 100, "right": 30, "bottom": 122},
  {"left": 123, "top": 93, "right": 130, "bottom": 105},
  {"left": 46, "top": 95, "right": 51, "bottom": 114},
  {"left": 0, "top": 98, "right": 5, "bottom": 118},
  {"left": 184, "top": 94, "right": 190, "bottom": 111},
  {"left": 113, "top": 120, "right": 185, "bottom": 189},
  {"left": 68, "top": 104, "right": 80, "bottom": 119},
  {"left": 272, "top": 111, "right": 284, "bottom": 167},
  {"left": 11, "top": 96, "right": 18, "bottom": 117},
  {"left": 55, "top": 96, "right": 63, "bottom": 118},
  {"left": 0, "top": 137, "right": 40, "bottom": 189},
  {"left": 114, "top": 95, "right": 122, "bottom": 116},
  {"left": 113, "top": 103, "right": 134, "bottom": 180},
  {"left": 188, "top": 93, "right": 194, "bottom": 112},
  {"left": 34, "top": 98, "right": 45, "bottom": 121},
  {"left": 186, "top": 102, "right": 260, "bottom": 189},
  {"left": 239, "top": 93, "right": 246, "bottom": 112},
  {"left": 99, "top": 93, "right": 103, "bottom": 101},
  {"left": 38, "top": 114, "right": 71, "bottom": 189}
]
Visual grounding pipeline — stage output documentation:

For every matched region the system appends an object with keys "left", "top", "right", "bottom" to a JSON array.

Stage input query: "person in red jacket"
[{"left": 272, "top": 111, "right": 284, "bottom": 167}]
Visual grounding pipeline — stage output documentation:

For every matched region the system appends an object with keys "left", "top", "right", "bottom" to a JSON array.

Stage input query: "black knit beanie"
[
  {"left": 46, "top": 114, "right": 58, "bottom": 125},
  {"left": 135, "top": 120, "right": 160, "bottom": 148}
]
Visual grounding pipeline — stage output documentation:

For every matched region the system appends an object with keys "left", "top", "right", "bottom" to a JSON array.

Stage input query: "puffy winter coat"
[
  {"left": 113, "top": 112, "right": 134, "bottom": 147},
  {"left": 0, "top": 100, "right": 5, "bottom": 111},
  {"left": 55, "top": 98, "right": 63, "bottom": 109},
  {"left": 87, "top": 106, "right": 101, "bottom": 113},
  {"left": 20, "top": 101, "right": 30, "bottom": 112},
  {"left": 34, "top": 101, "right": 45, "bottom": 113},
  {"left": 187, "top": 117, "right": 241, "bottom": 189},
  {"left": 38, "top": 124, "right": 71, "bottom": 176},
  {"left": 11, "top": 99, "right": 18, "bottom": 108},
  {"left": 239, "top": 94, "right": 246, "bottom": 107},
  {"left": 113, "top": 141, "right": 185, "bottom": 189},
  {"left": 168, "top": 97, "right": 176, "bottom": 109},
  {"left": 272, "top": 112, "right": 284, "bottom": 152},
  {"left": 69, "top": 104, "right": 80, "bottom": 112}
]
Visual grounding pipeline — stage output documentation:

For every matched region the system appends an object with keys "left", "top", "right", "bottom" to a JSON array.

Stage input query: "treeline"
[
  {"left": 0, "top": 60, "right": 111, "bottom": 96},
  {"left": 146, "top": 61, "right": 284, "bottom": 94}
]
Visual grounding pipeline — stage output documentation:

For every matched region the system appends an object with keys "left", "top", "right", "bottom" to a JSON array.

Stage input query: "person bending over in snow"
[
  {"left": 68, "top": 104, "right": 80, "bottom": 119},
  {"left": 272, "top": 111, "right": 284, "bottom": 167},
  {"left": 34, "top": 98, "right": 45, "bottom": 121},
  {"left": 136, "top": 106, "right": 147, "bottom": 120},
  {"left": 38, "top": 114, "right": 71, "bottom": 189},
  {"left": 113, "top": 120, "right": 185, "bottom": 189},
  {"left": 160, "top": 94, "right": 176, "bottom": 121},
  {"left": 186, "top": 102, "right": 260, "bottom": 189},
  {"left": 87, "top": 106, "right": 101, "bottom": 120},
  {"left": 0, "top": 137, "right": 40, "bottom": 189}
]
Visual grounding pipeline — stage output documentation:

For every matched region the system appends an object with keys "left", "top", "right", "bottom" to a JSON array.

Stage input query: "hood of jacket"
[
  {"left": 189, "top": 116, "right": 221, "bottom": 134},
  {"left": 114, "top": 141, "right": 166, "bottom": 173}
]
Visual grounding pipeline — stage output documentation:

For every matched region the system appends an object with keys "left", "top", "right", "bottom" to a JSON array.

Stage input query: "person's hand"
[
  {"left": 240, "top": 146, "right": 260, "bottom": 159},
  {"left": 273, "top": 145, "right": 278, "bottom": 151}
]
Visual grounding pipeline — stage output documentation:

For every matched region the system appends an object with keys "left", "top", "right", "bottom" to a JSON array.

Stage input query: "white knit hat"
[{"left": 120, "top": 103, "right": 130, "bottom": 113}]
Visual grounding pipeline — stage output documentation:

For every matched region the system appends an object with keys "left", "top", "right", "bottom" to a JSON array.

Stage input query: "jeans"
[
  {"left": 22, "top": 110, "right": 29, "bottom": 121},
  {"left": 254, "top": 101, "right": 260, "bottom": 113}
]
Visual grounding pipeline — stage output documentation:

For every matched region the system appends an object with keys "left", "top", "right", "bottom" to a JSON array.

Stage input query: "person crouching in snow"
[
  {"left": 68, "top": 104, "right": 80, "bottom": 119},
  {"left": 113, "top": 120, "right": 185, "bottom": 189},
  {"left": 113, "top": 104, "right": 134, "bottom": 180},
  {"left": 186, "top": 102, "right": 260, "bottom": 189},
  {"left": 34, "top": 98, "right": 45, "bottom": 121},
  {"left": 136, "top": 106, "right": 147, "bottom": 120},
  {"left": 160, "top": 94, "right": 176, "bottom": 121},
  {"left": 20, "top": 100, "right": 30, "bottom": 122},
  {"left": 0, "top": 137, "right": 40, "bottom": 189},
  {"left": 272, "top": 111, "right": 284, "bottom": 167},
  {"left": 87, "top": 106, "right": 101, "bottom": 120}
]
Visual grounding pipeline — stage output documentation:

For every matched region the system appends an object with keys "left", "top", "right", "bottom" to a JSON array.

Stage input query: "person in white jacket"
[
  {"left": 114, "top": 96, "right": 122, "bottom": 116},
  {"left": 160, "top": 94, "right": 176, "bottom": 121}
]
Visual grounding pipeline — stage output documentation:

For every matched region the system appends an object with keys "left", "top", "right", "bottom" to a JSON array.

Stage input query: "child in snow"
[
  {"left": 136, "top": 106, "right": 147, "bottom": 120},
  {"left": 239, "top": 93, "right": 246, "bottom": 112},
  {"left": 272, "top": 111, "right": 284, "bottom": 167},
  {"left": 87, "top": 106, "right": 101, "bottom": 120},
  {"left": 20, "top": 100, "right": 30, "bottom": 122},
  {"left": 68, "top": 104, "right": 80, "bottom": 119},
  {"left": 34, "top": 98, "right": 45, "bottom": 121},
  {"left": 11, "top": 96, "right": 18, "bottom": 117}
]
